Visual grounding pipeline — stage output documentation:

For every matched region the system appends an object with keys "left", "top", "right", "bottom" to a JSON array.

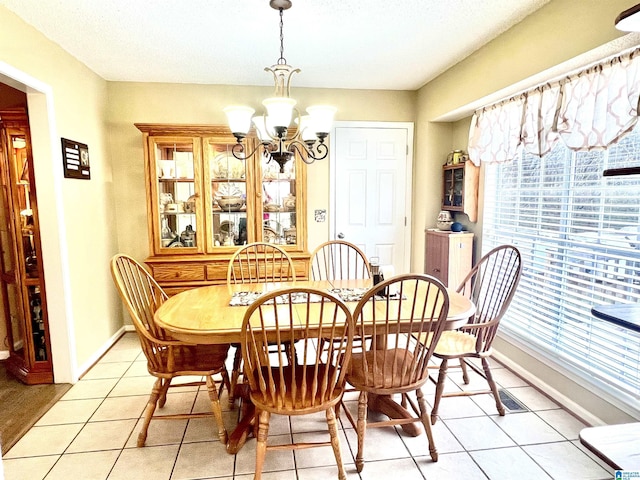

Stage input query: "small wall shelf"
[{"left": 441, "top": 162, "right": 479, "bottom": 222}]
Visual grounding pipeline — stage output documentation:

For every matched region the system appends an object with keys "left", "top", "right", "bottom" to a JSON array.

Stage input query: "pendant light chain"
[{"left": 278, "top": 8, "right": 286, "bottom": 65}]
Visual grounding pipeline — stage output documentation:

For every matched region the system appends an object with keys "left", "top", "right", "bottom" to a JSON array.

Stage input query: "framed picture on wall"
[{"left": 61, "top": 138, "right": 90, "bottom": 179}]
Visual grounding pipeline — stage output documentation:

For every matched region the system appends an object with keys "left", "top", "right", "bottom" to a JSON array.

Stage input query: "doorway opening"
[
  {"left": 0, "top": 102, "right": 53, "bottom": 384},
  {"left": 0, "top": 63, "right": 76, "bottom": 385}
]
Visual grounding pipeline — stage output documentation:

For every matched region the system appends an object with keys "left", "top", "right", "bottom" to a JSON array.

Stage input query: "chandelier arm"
[
  {"left": 230, "top": 141, "right": 273, "bottom": 161},
  {"left": 288, "top": 140, "right": 329, "bottom": 164}
]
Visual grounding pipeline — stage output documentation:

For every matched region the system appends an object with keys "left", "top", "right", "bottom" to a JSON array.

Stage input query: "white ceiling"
[{"left": 1, "top": 0, "right": 551, "bottom": 91}]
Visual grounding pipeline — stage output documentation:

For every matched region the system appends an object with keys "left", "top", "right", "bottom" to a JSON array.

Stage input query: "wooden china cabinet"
[
  {"left": 0, "top": 109, "right": 53, "bottom": 384},
  {"left": 136, "top": 124, "right": 310, "bottom": 295}
]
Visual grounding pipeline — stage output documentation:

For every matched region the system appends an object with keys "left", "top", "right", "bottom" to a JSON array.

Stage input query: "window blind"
[{"left": 482, "top": 124, "right": 640, "bottom": 401}]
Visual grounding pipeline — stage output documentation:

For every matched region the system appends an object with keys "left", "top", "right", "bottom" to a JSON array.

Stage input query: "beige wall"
[
  {"left": 414, "top": 0, "right": 636, "bottom": 272},
  {"left": 415, "top": 0, "right": 640, "bottom": 422},
  {"left": 106, "top": 82, "right": 416, "bottom": 263},
  {"left": 0, "top": 6, "right": 120, "bottom": 377}
]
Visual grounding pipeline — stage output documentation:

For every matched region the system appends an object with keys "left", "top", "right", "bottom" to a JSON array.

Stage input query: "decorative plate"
[
  {"left": 216, "top": 183, "right": 243, "bottom": 197},
  {"left": 263, "top": 226, "right": 279, "bottom": 243},
  {"left": 211, "top": 153, "right": 245, "bottom": 179}
]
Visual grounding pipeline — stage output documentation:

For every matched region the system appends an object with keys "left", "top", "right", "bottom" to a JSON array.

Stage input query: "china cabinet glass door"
[
  {"left": 260, "top": 154, "right": 299, "bottom": 246},
  {"left": 204, "top": 138, "right": 252, "bottom": 249},
  {"left": 151, "top": 137, "right": 201, "bottom": 254},
  {"left": 442, "top": 165, "right": 464, "bottom": 209}
]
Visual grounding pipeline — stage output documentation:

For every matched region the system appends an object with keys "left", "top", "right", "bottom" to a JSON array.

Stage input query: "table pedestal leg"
[
  {"left": 369, "top": 394, "right": 421, "bottom": 437},
  {"left": 226, "top": 383, "right": 256, "bottom": 454}
]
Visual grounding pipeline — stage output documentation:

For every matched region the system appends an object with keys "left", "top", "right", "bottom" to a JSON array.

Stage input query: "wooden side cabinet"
[
  {"left": 424, "top": 229, "right": 474, "bottom": 288},
  {"left": 0, "top": 109, "right": 52, "bottom": 384},
  {"left": 441, "top": 162, "right": 480, "bottom": 222}
]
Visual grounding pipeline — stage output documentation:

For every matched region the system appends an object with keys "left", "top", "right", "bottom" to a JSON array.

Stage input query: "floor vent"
[{"left": 498, "top": 389, "right": 528, "bottom": 412}]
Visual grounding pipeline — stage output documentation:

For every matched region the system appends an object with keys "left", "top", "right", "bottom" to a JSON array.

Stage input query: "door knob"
[{"left": 337, "top": 232, "right": 345, "bottom": 239}]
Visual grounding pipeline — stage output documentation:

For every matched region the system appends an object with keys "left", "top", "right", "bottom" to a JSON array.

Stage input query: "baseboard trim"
[
  {"left": 492, "top": 350, "right": 605, "bottom": 427},
  {"left": 76, "top": 326, "right": 128, "bottom": 379}
]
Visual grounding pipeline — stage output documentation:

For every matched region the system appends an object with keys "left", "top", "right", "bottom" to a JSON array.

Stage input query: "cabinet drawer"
[
  {"left": 152, "top": 264, "right": 205, "bottom": 282},
  {"left": 292, "top": 259, "right": 309, "bottom": 281},
  {"left": 206, "top": 263, "right": 229, "bottom": 282}
]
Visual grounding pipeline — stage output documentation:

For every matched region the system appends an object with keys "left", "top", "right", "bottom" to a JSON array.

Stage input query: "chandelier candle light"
[{"left": 224, "top": 0, "right": 337, "bottom": 172}]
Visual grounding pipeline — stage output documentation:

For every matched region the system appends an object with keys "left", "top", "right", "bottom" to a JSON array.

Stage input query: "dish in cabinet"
[
  {"left": 263, "top": 226, "right": 279, "bottom": 243},
  {"left": 211, "top": 152, "right": 244, "bottom": 179}
]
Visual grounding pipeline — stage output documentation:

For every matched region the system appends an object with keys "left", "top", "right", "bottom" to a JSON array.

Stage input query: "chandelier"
[{"left": 223, "top": 0, "right": 336, "bottom": 172}]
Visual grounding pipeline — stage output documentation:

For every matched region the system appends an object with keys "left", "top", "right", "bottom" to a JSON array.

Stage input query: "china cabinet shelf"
[
  {"left": 158, "top": 178, "right": 195, "bottom": 183},
  {"left": 136, "top": 124, "right": 310, "bottom": 293}
]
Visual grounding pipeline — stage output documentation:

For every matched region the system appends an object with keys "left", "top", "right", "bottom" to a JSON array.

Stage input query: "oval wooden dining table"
[{"left": 154, "top": 278, "right": 475, "bottom": 454}]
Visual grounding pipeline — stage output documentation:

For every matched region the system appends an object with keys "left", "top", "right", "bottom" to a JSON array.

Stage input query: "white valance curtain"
[{"left": 468, "top": 48, "right": 640, "bottom": 165}]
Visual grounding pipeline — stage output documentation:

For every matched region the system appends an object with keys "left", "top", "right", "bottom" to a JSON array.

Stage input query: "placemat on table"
[
  {"left": 229, "top": 291, "right": 323, "bottom": 306},
  {"left": 328, "top": 288, "right": 404, "bottom": 303}
]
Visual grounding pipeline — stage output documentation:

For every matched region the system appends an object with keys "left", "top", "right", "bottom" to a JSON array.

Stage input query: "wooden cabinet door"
[
  {"left": 424, "top": 231, "right": 450, "bottom": 285},
  {"left": 146, "top": 135, "right": 203, "bottom": 255},
  {"left": 424, "top": 230, "right": 474, "bottom": 288}
]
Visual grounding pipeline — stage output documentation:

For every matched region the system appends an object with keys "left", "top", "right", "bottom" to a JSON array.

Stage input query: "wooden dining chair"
[
  {"left": 227, "top": 242, "right": 297, "bottom": 407},
  {"left": 227, "top": 241, "right": 296, "bottom": 285},
  {"left": 310, "top": 240, "right": 371, "bottom": 281},
  {"left": 241, "top": 287, "right": 354, "bottom": 480},
  {"left": 110, "top": 254, "right": 231, "bottom": 446},
  {"left": 311, "top": 240, "right": 372, "bottom": 355},
  {"left": 430, "top": 245, "right": 522, "bottom": 424},
  {"left": 343, "top": 274, "right": 450, "bottom": 471}
]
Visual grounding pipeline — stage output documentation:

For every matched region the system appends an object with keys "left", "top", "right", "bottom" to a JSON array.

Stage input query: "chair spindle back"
[
  {"left": 228, "top": 242, "right": 296, "bottom": 285},
  {"left": 110, "top": 254, "right": 170, "bottom": 372},
  {"left": 241, "top": 287, "right": 353, "bottom": 411},
  {"left": 457, "top": 245, "right": 522, "bottom": 352},
  {"left": 352, "top": 274, "right": 450, "bottom": 392},
  {"left": 310, "top": 240, "right": 371, "bottom": 281}
]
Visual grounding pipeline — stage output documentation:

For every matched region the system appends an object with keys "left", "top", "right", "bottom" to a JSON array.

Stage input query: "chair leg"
[
  {"left": 205, "top": 375, "right": 228, "bottom": 444},
  {"left": 431, "top": 359, "right": 449, "bottom": 425},
  {"left": 219, "top": 369, "right": 231, "bottom": 398},
  {"left": 254, "top": 410, "right": 271, "bottom": 480},
  {"left": 417, "top": 388, "right": 438, "bottom": 462},
  {"left": 138, "top": 377, "right": 162, "bottom": 447},
  {"left": 157, "top": 378, "right": 172, "bottom": 408},
  {"left": 355, "top": 391, "right": 368, "bottom": 473},
  {"left": 481, "top": 357, "right": 505, "bottom": 416},
  {"left": 460, "top": 358, "right": 470, "bottom": 385},
  {"left": 229, "top": 347, "right": 242, "bottom": 409},
  {"left": 326, "top": 407, "right": 347, "bottom": 480}
]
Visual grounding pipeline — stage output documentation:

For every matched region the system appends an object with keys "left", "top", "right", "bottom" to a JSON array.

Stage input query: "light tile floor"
[{"left": 2, "top": 333, "right": 614, "bottom": 479}]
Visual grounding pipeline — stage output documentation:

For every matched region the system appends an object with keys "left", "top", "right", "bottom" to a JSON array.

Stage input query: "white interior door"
[{"left": 330, "top": 122, "right": 413, "bottom": 275}]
